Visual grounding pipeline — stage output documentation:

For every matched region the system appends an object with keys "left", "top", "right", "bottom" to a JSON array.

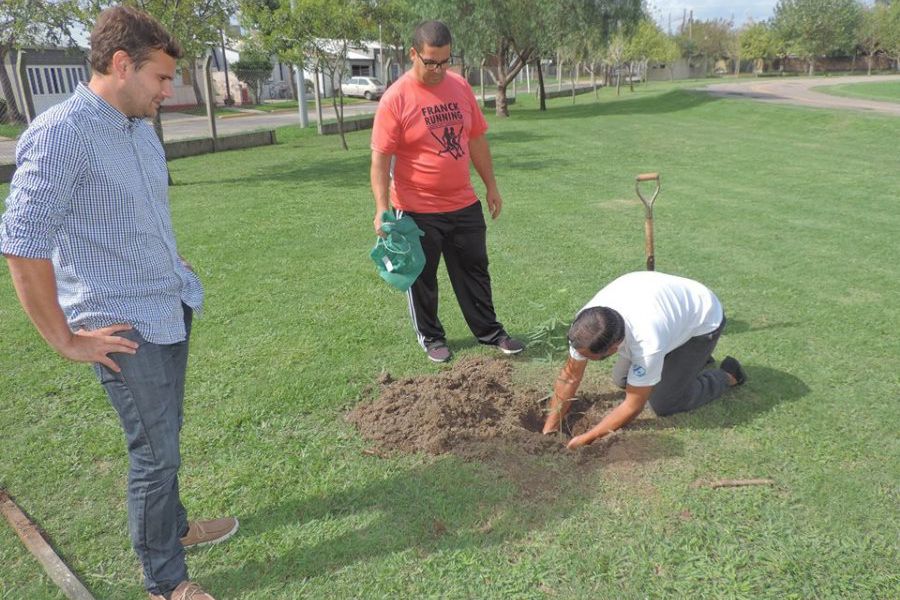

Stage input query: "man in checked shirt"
[{"left": 1, "top": 7, "right": 234, "bottom": 600}]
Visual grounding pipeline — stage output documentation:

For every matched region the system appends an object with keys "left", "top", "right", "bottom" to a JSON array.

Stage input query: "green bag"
[{"left": 370, "top": 211, "right": 426, "bottom": 292}]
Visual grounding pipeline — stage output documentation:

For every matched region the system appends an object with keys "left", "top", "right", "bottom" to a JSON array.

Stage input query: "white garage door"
[{"left": 27, "top": 65, "right": 88, "bottom": 116}]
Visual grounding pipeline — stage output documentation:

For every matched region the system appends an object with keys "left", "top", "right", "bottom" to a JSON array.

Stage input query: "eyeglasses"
[{"left": 416, "top": 54, "right": 454, "bottom": 71}]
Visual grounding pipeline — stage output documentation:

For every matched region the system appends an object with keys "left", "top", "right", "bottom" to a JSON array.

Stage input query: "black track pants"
[{"left": 400, "top": 201, "right": 506, "bottom": 349}]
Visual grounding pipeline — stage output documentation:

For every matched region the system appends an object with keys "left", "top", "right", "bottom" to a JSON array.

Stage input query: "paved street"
[
  {"left": 704, "top": 74, "right": 900, "bottom": 116},
  {"left": 6, "top": 76, "right": 899, "bottom": 166},
  {"left": 0, "top": 100, "right": 380, "bottom": 166}
]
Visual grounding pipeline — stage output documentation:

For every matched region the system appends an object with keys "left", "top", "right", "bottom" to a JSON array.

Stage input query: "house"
[
  {"left": 299, "top": 40, "right": 400, "bottom": 99},
  {"left": 0, "top": 45, "right": 218, "bottom": 119},
  {"left": 1, "top": 47, "right": 90, "bottom": 120},
  {"left": 1, "top": 38, "right": 406, "bottom": 120}
]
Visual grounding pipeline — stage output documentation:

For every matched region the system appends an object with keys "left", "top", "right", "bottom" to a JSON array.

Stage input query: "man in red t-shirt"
[{"left": 370, "top": 20, "right": 524, "bottom": 363}]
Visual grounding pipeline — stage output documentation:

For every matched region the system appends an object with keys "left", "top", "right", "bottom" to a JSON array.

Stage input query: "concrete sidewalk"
[{"left": 0, "top": 100, "right": 381, "bottom": 168}]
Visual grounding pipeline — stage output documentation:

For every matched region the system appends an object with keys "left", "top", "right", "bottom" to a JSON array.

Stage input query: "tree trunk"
[
  {"left": 557, "top": 56, "right": 563, "bottom": 92},
  {"left": 867, "top": 55, "right": 872, "bottom": 76},
  {"left": 313, "top": 67, "right": 323, "bottom": 135},
  {"left": 480, "top": 62, "right": 486, "bottom": 107},
  {"left": 495, "top": 81, "right": 509, "bottom": 116},
  {"left": 493, "top": 44, "right": 532, "bottom": 117},
  {"left": 152, "top": 111, "right": 165, "bottom": 145},
  {"left": 616, "top": 66, "right": 621, "bottom": 96},
  {"left": 0, "top": 47, "right": 24, "bottom": 123},
  {"left": 628, "top": 63, "right": 634, "bottom": 92},
  {"left": 330, "top": 91, "right": 348, "bottom": 151},
  {"left": 152, "top": 111, "right": 172, "bottom": 185},
  {"left": 571, "top": 64, "right": 576, "bottom": 104},
  {"left": 536, "top": 59, "right": 546, "bottom": 111},
  {"left": 808, "top": 59, "right": 814, "bottom": 77},
  {"left": 191, "top": 60, "right": 204, "bottom": 106},
  {"left": 288, "top": 64, "right": 298, "bottom": 100}
]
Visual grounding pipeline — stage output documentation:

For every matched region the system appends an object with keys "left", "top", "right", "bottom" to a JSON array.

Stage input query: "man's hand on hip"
[{"left": 62, "top": 324, "right": 139, "bottom": 373}]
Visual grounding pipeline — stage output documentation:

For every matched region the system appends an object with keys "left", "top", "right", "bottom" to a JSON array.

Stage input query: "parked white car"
[{"left": 340, "top": 76, "right": 386, "bottom": 100}]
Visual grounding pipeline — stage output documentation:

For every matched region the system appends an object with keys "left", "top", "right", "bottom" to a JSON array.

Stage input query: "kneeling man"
[{"left": 543, "top": 271, "right": 746, "bottom": 449}]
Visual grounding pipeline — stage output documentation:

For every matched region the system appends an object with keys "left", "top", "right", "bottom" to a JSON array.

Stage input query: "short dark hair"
[
  {"left": 413, "top": 21, "right": 452, "bottom": 52},
  {"left": 568, "top": 307, "right": 626, "bottom": 355},
  {"left": 90, "top": 5, "right": 183, "bottom": 74}
]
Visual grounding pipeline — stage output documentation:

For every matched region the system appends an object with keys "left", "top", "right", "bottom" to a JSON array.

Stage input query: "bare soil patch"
[{"left": 347, "top": 357, "right": 672, "bottom": 494}]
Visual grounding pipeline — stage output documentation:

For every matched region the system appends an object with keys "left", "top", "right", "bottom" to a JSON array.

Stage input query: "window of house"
[
  {"left": 182, "top": 66, "right": 192, "bottom": 85},
  {"left": 43, "top": 68, "right": 54, "bottom": 94},
  {"left": 351, "top": 65, "right": 371, "bottom": 77},
  {"left": 28, "top": 68, "right": 42, "bottom": 95}
]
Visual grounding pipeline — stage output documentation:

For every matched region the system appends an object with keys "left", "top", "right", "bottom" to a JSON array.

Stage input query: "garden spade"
[{"left": 635, "top": 173, "right": 660, "bottom": 271}]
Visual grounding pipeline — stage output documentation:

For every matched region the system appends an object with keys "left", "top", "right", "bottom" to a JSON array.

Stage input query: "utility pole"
[
  {"left": 379, "top": 24, "right": 385, "bottom": 81},
  {"left": 291, "top": 0, "right": 309, "bottom": 127}
]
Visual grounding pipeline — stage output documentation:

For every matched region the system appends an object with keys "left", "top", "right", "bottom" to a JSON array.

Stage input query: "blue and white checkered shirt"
[{"left": 1, "top": 84, "right": 203, "bottom": 344}]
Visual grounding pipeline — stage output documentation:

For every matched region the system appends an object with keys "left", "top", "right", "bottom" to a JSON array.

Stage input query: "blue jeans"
[{"left": 93, "top": 307, "right": 192, "bottom": 596}]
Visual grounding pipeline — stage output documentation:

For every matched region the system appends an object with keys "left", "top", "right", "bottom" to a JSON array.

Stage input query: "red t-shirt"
[{"left": 371, "top": 70, "right": 488, "bottom": 213}]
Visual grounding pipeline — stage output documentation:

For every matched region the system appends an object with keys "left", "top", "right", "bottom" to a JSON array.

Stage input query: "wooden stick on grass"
[
  {"left": 691, "top": 478, "right": 775, "bottom": 489},
  {"left": 0, "top": 489, "right": 95, "bottom": 600}
]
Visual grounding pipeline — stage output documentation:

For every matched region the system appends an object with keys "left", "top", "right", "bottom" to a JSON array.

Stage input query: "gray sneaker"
[
  {"left": 426, "top": 342, "right": 452, "bottom": 363},
  {"left": 496, "top": 336, "right": 525, "bottom": 355}
]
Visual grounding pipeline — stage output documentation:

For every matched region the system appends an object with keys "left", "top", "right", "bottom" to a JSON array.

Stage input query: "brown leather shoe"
[
  {"left": 180, "top": 517, "right": 239, "bottom": 549},
  {"left": 149, "top": 580, "right": 216, "bottom": 600}
]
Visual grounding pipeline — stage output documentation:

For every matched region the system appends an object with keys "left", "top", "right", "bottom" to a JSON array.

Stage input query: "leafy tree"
[
  {"left": 659, "top": 35, "right": 680, "bottom": 81},
  {"left": 875, "top": 0, "right": 900, "bottom": 71},
  {"left": 231, "top": 50, "right": 271, "bottom": 104},
  {"left": 0, "top": 0, "right": 81, "bottom": 123},
  {"left": 555, "top": 0, "right": 643, "bottom": 98},
  {"left": 413, "top": 0, "right": 640, "bottom": 117},
  {"left": 856, "top": 3, "right": 888, "bottom": 75},
  {"left": 412, "top": 0, "right": 552, "bottom": 117},
  {"left": 86, "top": 1, "right": 236, "bottom": 104},
  {"left": 363, "top": 0, "right": 417, "bottom": 83},
  {"left": 241, "top": 0, "right": 380, "bottom": 147},
  {"left": 83, "top": 0, "right": 235, "bottom": 146},
  {"left": 884, "top": 0, "right": 900, "bottom": 70},
  {"left": 627, "top": 19, "right": 670, "bottom": 83},
  {"left": 773, "top": 0, "right": 862, "bottom": 76},
  {"left": 689, "top": 18, "right": 735, "bottom": 75},
  {"left": 607, "top": 31, "right": 626, "bottom": 96},
  {"left": 740, "top": 20, "right": 777, "bottom": 74}
]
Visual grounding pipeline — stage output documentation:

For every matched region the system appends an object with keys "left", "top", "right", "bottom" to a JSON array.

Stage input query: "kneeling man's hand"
[{"left": 566, "top": 433, "right": 593, "bottom": 450}]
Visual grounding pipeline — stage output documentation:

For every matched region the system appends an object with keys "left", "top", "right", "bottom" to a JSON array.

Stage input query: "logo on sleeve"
[
  {"left": 421, "top": 103, "right": 465, "bottom": 160},
  {"left": 631, "top": 364, "right": 647, "bottom": 377}
]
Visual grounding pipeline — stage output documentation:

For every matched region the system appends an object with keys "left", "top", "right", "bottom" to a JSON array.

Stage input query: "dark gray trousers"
[{"left": 613, "top": 317, "right": 730, "bottom": 416}]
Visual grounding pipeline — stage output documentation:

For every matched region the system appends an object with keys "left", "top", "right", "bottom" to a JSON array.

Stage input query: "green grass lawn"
[
  {"left": 814, "top": 79, "right": 900, "bottom": 103},
  {"left": 0, "top": 122, "right": 25, "bottom": 139},
  {"left": 2, "top": 82, "right": 898, "bottom": 599}
]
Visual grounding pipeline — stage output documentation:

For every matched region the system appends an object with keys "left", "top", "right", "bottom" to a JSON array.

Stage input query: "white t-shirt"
[{"left": 569, "top": 272, "right": 723, "bottom": 387}]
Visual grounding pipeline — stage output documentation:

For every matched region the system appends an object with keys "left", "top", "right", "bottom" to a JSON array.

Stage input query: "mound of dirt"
[{"left": 346, "top": 356, "right": 622, "bottom": 460}]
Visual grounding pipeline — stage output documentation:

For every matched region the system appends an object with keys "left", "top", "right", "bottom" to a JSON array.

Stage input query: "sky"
[{"left": 648, "top": 1, "right": 781, "bottom": 30}]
